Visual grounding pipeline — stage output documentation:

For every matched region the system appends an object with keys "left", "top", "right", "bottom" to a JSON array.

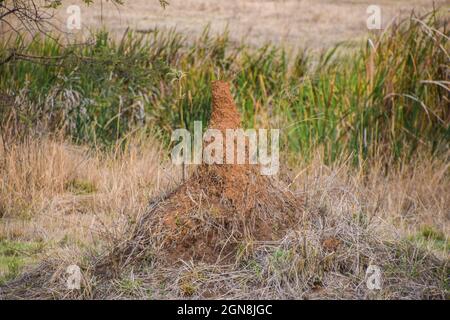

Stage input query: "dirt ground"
[{"left": 53, "top": 0, "right": 448, "bottom": 49}]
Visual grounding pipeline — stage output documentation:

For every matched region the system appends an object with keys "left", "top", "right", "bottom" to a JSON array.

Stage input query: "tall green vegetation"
[{"left": 0, "top": 11, "right": 448, "bottom": 164}]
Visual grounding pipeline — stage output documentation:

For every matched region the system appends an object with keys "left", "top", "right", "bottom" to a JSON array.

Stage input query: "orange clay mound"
[{"left": 99, "top": 81, "right": 303, "bottom": 271}]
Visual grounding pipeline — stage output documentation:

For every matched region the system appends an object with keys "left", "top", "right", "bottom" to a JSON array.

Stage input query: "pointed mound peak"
[{"left": 208, "top": 81, "right": 241, "bottom": 130}]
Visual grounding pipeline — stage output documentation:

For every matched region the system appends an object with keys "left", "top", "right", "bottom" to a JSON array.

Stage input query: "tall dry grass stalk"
[{"left": 0, "top": 135, "right": 178, "bottom": 246}]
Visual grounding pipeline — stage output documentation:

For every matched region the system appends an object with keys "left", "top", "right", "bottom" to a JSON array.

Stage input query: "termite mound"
[{"left": 99, "top": 81, "right": 303, "bottom": 271}]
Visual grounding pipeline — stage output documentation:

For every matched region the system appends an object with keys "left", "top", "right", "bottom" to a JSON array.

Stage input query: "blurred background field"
[{"left": 51, "top": 0, "right": 448, "bottom": 49}]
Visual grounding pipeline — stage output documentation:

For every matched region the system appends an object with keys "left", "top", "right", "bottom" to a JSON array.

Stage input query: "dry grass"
[
  {"left": 0, "top": 135, "right": 448, "bottom": 299},
  {"left": 50, "top": 0, "right": 449, "bottom": 49},
  {"left": 0, "top": 134, "right": 176, "bottom": 252},
  {"left": 0, "top": 0, "right": 448, "bottom": 301}
]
